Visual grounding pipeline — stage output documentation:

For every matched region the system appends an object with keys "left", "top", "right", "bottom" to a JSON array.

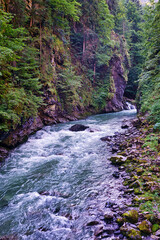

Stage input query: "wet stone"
[
  {"left": 103, "top": 225, "right": 116, "bottom": 233},
  {"left": 114, "top": 230, "right": 121, "bottom": 235},
  {"left": 69, "top": 124, "right": 89, "bottom": 132},
  {"left": 86, "top": 220, "right": 100, "bottom": 226},
  {"left": 113, "top": 171, "right": 120, "bottom": 178},
  {"left": 100, "top": 136, "right": 112, "bottom": 142},
  {"left": 105, "top": 200, "right": 115, "bottom": 208},
  {"left": 94, "top": 225, "right": 104, "bottom": 236},
  {"left": 155, "top": 229, "right": 160, "bottom": 236}
]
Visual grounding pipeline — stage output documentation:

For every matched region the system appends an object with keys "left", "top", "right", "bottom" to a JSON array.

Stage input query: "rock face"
[
  {"left": 105, "top": 55, "right": 127, "bottom": 112},
  {"left": 105, "top": 35, "right": 130, "bottom": 113},
  {"left": 0, "top": 117, "right": 43, "bottom": 148}
]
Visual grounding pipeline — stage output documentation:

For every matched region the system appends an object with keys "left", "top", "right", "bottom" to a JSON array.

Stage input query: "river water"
[{"left": 0, "top": 110, "right": 136, "bottom": 240}]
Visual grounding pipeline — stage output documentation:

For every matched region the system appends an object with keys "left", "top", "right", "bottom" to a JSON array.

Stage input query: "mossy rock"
[
  {"left": 135, "top": 168, "right": 144, "bottom": 175},
  {"left": 110, "top": 155, "right": 127, "bottom": 166},
  {"left": 128, "top": 229, "right": 142, "bottom": 240},
  {"left": 152, "top": 224, "right": 159, "bottom": 232},
  {"left": 130, "top": 180, "right": 141, "bottom": 188},
  {"left": 138, "top": 220, "right": 152, "bottom": 235},
  {"left": 134, "top": 188, "right": 143, "bottom": 195},
  {"left": 120, "top": 225, "right": 142, "bottom": 240},
  {"left": 123, "top": 210, "right": 139, "bottom": 223},
  {"left": 153, "top": 123, "right": 160, "bottom": 132},
  {"left": 116, "top": 217, "right": 124, "bottom": 226}
]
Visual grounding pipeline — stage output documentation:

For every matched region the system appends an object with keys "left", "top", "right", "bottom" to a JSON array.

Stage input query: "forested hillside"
[
  {"left": 0, "top": 0, "right": 159, "bottom": 150},
  {"left": 137, "top": 0, "right": 160, "bottom": 123}
]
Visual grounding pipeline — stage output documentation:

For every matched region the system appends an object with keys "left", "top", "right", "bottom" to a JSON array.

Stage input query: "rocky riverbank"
[{"left": 99, "top": 117, "right": 160, "bottom": 240}]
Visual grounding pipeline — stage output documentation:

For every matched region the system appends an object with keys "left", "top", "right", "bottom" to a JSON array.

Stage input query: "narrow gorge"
[{"left": 0, "top": 0, "right": 160, "bottom": 239}]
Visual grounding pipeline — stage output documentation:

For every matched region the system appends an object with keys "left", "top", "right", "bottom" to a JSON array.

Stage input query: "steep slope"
[{"left": 0, "top": 0, "right": 130, "bottom": 157}]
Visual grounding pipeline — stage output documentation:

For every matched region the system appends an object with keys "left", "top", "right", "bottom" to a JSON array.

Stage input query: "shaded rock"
[
  {"left": 110, "top": 155, "right": 127, "bottom": 166},
  {"left": 138, "top": 220, "right": 152, "bottom": 235},
  {"left": 0, "top": 147, "right": 9, "bottom": 161},
  {"left": 131, "top": 119, "right": 142, "bottom": 128},
  {"left": 105, "top": 200, "right": 115, "bottom": 208},
  {"left": 100, "top": 136, "right": 112, "bottom": 142},
  {"left": 123, "top": 210, "right": 139, "bottom": 224},
  {"left": 121, "top": 120, "right": 130, "bottom": 129},
  {"left": 130, "top": 180, "right": 141, "bottom": 189},
  {"left": 69, "top": 124, "right": 89, "bottom": 132},
  {"left": 1, "top": 117, "right": 43, "bottom": 148},
  {"left": 120, "top": 224, "right": 142, "bottom": 240},
  {"left": 86, "top": 219, "right": 100, "bottom": 226},
  {"left": 94, "top": 225, "right": 104, "bottom": 236},
  {"left": 112, "top": 146, "right": 119, "bottom": 153},
  {"left": 39, "top": 191, "right": 50, "bottom": 196},
  {"left": 104, "top": 211, "right": 114, "bottom": 222},
  {"left": 113, "top": 171, "right": 120, "bottom": 178},
  {"left": 117, "top": 217, "right": 125, "bottom": 226},
  {"left": 104, "top": 224, "right": 116, "bottom": 233},
  {"left": 105, "top": 50, "right": 128, "bottom": 113}
]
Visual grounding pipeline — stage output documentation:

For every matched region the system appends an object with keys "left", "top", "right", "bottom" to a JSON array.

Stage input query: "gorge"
[{"left": 0, "top": 0, "right": 160, "bottom": 239}]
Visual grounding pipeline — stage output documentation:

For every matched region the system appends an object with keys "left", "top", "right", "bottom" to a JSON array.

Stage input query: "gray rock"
[{"left": 69, "top": 124, "right": 89, "bottom": 132}]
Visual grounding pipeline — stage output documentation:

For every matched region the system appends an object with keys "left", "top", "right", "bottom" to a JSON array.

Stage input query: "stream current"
[{"left": 0, "top": 109, "right": 136, "bottom": 240}]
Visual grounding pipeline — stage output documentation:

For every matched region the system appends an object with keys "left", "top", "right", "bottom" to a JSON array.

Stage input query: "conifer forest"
[{"left": 0, "top": 0, "right": 160, "bottom": 239}]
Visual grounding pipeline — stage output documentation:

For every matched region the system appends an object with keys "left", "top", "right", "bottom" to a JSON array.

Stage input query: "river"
[{"left": 0, "top": 109, "right": 136, "bottom": 240}]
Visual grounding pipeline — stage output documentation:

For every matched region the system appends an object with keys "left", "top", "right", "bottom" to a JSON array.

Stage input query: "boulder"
[
  {"left": 69, "top": 124, "right": 89, "bottom": 132},
  {"left": 121, "top": 120, "right": 130, "bottom": 129},
  {"left": 104, "top": 211, "right": 114, "bottom": 221},
  {"left": 0, "top": 147, "right": 9, "bottom": 161},
  {"left": 123, "top": 210, "right": 139, "bottom": 224},
  {"left": 110, "top": 155, "right": 127, "bottom": 166},
  {"left": 120, "top": 224, "right": 142, "bottom": 240},
  {"left": 94, "top": 225, "right": 104, "bottom": 236},
  {"left": 113, "top": 171, "right": 120, "bottom": 178},
  {"left": 138, "top": 220, "right": 152, "bottom": 235},
  {"left": 100, "top": 136, "right": 112, "bottom": 142}
]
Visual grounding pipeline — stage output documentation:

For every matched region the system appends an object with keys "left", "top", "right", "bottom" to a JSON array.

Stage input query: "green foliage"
[
  {"left": 153, "top": 123, "right": 160, "bottom": 132},
  {"left": 91, "top": 73, "right": 115, "bottom": 111},
  {"left": 57, "top": 66, "right": 82, "bottom": 113},
  {"left": 123, "top": 0, "right": 145, "bottom": 99},
  {"left": 0, "top": 9, "right": 42, "bottom": 132},
  {"left": 48, "top": 0, "right": 81, "bottom": 22},
  {"left": 142, "top": 133, "right": 159, "bottom": 152},
  {"left": 152, "top": 224, "right": 159, "bottom": 232},
  {"left": 97, "top": 0, "right": 114, "bottom": 43},
  {"left": 137, "top": 1, "right": 160, "bottom": 122},
  {"left": 96, "top": 44, "right": 113, "bottom": 67},
  {"left": 140, "top": 192, "right": 160, "bottom": 214}
]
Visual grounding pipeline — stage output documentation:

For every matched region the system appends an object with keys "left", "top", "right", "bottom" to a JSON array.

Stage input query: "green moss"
[
  {"left": 116, "top": 217, "right": 124, "bottom": 226},
  {"left": 123, "top": 210, "right": 139, "bottom": 224},
  {"left": 152, "top": 224, "right": 159, "bottom": 232},
  {"left": 128, "top": 229, "right": 142, "bottom": 240},
  {"left": 120, "top": 225, "right": 142, "bottom": 240},
  {"left": 138, "top": 220, "right": 152, "bottom": 235}
]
